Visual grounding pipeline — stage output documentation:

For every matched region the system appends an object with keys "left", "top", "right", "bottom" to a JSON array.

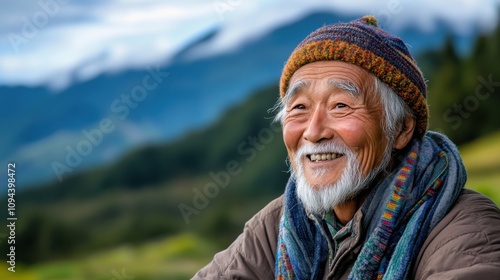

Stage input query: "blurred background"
[{"left": 1, "top": 0, "right": 499, "bottom": 279}]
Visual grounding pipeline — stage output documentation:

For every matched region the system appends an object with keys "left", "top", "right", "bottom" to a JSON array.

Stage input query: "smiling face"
[{"left": 282, "top": 61, "right": 390, "bottom": 207}]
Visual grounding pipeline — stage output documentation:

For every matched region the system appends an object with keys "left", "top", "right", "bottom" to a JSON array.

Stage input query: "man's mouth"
[{"left": 307, "top": 153, "right": 343, "bottom": 162}]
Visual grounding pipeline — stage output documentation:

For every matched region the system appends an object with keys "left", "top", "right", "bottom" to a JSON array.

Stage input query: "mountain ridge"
[{"left": 1, "top": 11, "right": 480, "bottom": 188}]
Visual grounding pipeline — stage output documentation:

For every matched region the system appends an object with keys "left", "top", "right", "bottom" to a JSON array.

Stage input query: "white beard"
[{"left": 292, "top": 140, "right": 392, "bottom": 215}]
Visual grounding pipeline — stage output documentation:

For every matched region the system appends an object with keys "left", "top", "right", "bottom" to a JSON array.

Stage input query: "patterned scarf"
[{"left": 275, "top": 132, "right": 467, "bottom": 279}]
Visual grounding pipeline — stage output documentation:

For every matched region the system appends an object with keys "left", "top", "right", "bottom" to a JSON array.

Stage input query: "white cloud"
[
  {"left": 0, "top": 0, "right": 499, "bottom": 89},
  {"left": 0, "top": 0, "right": 218, "bottom": 90},
  {"left": 195, "top": 0, "right": 500, "bottom": 58}
]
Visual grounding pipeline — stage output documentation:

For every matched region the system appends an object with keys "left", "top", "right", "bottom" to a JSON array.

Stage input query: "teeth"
[{"left": 309, "top": 153, "right": 340, "bottom": 162}]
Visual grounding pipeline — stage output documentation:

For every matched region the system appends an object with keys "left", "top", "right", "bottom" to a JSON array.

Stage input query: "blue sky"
[{"left": 1, "top": 0, "right": 499, "bottom": 90}]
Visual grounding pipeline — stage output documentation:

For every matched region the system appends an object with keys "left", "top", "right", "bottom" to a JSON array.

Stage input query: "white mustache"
[{"left": 295, "top": 141, "right": 353, "bottom": 160}]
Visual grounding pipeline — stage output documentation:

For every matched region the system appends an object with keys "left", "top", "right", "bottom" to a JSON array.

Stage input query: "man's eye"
[
  {"left": 293, "top": 104, "right": 306, "bottom": 110},
  {"left": 335, "top": 103, "right": 347, "bottom": 109}
]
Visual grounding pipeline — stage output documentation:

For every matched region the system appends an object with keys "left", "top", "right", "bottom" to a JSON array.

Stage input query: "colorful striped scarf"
[{"left": 275, "top": 132, "right": 467, "bottom": 279}]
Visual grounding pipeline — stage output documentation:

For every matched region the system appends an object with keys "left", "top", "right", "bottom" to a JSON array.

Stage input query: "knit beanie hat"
[{"left": 280, "top": 15, "right": 428, "bottom": 137}]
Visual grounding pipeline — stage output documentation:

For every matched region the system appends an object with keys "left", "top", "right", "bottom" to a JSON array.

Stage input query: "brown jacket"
[{"left": 193, "top": 189, "right": 500, "bottom": 279}]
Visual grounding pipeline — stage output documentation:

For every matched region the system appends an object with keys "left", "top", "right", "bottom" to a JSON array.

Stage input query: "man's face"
[{"left": 282, "top": 61, "right": 389, "bottom": 208}]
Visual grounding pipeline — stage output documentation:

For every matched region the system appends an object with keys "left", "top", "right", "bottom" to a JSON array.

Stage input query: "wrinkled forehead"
[
  {"left": 283, "top": 79, "right": 361, "bottom": 104},
  {"left": 282, "top": 61, "right": 376, "bottom": 105}
]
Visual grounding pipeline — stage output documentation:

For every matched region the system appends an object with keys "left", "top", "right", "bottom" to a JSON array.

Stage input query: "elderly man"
[{"left": 193, "top": 16, "right": 500, "bottom": 279}]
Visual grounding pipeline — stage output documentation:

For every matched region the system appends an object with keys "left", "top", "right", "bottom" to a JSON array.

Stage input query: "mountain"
[{"left": 0, "top": 11, "right": 480, "bottom": 188}]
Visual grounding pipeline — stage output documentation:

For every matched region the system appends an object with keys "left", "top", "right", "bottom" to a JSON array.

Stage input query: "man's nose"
[{"left": 303, "top": 107, "right": 334, "bottom": 143}]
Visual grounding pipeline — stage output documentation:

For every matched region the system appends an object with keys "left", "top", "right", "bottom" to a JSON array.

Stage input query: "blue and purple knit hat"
[{"left": 280, "top": 15, "right": 428, "bottom": 137}]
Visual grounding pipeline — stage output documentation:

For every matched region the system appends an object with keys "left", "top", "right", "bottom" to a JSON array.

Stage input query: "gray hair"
[
  {"left": 374, "top": 77, "right": 415, "bottom": 144},
  {"left": 272, "top": 76, "right": 415, "bottom": 145}
]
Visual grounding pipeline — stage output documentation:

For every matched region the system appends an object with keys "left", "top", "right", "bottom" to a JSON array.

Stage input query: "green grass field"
[
  {"left": 4, "top": 132, "right": 499, "bottom": 279},
  {"left": 459, "top": 131, "right": 500, "bottom": 205},
  {"left": 0, "top": 233, "right": 215, "bottom": 280}
]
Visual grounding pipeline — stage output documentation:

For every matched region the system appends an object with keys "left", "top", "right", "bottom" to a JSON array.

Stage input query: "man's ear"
[{"left": 394, "top": 117, "right": 416, "bottom": 149}]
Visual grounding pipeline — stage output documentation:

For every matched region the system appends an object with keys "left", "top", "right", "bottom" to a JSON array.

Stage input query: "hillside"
[
  {"left": 460, "top": 131, "right": 500, "bottom": 204},
  {"left": 4, "top": 83, "right": 289, "bottom": 264}
]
